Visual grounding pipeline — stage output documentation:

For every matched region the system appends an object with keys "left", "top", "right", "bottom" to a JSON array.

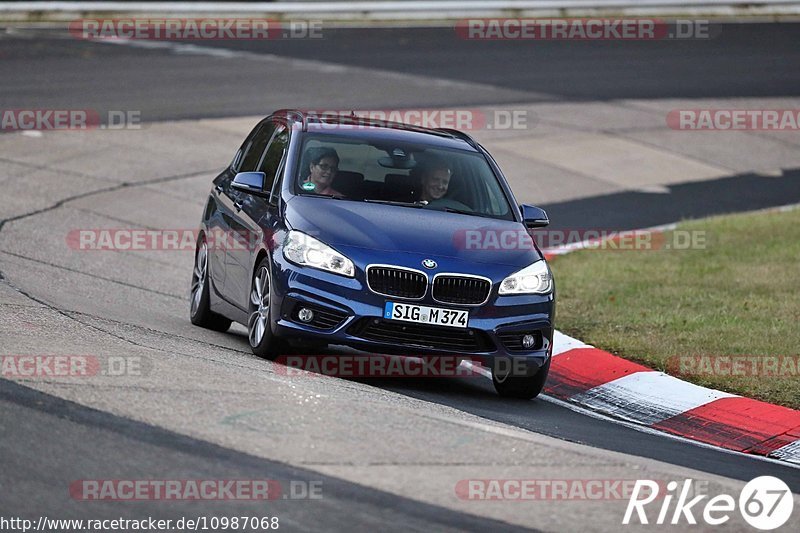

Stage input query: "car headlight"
[
  {"left": 498, "top": 260, "right": 552, "bottom": 295},
  {"left": 283, "top": 230, "right": 354, "bottom": 277}
]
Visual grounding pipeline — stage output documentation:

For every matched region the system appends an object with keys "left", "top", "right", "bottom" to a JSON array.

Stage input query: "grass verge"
[{"left": 550, "top": 207, "right": 800, "bottom": 409}]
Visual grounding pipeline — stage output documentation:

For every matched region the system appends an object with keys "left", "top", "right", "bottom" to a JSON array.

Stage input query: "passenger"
[
  {"left": 303, "top": 147, "right": 344, "bottom": 197},
  {"left": 417, "top": 158, "right": 452, "bottom": 203}
]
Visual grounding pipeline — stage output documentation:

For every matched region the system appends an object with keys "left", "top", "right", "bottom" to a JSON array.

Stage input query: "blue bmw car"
[{"left": 190, "top": 110, "right": 555, "bottom": 398}]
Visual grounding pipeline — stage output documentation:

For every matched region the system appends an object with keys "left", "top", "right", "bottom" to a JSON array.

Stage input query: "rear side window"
[{"left": 239, "top": 121, "right": 276, "bottom": 172}]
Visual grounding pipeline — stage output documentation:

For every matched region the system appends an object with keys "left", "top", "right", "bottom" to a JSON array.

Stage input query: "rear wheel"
[
  {"left": 248, "top": 257, "right": 284, "bottom": 359},
  {"left": 190, "top": 238, "right": 232, "bottom": 332},
  {"left": 492, "top": 357, "right": 550, "bottom": 399}
]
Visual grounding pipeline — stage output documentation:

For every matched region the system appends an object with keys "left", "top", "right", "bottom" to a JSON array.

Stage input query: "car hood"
[{"left": 284, "top": 195, "right": 542, "bottom": 267}]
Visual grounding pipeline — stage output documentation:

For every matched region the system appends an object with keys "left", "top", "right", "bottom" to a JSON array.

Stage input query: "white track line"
[{"left": 459, "top": 359, "right": 800, "bottom": 470}]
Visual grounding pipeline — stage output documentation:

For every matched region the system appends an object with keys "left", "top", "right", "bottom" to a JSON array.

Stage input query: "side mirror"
[
  {"left": 521, "top": 204, "right": 549, "bottom": 228},
  {"left": 231, "top": 172, "right": 269, "bottom": 197}
]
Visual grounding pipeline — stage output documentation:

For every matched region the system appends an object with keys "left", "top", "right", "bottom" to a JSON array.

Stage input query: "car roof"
[
  {"left": 270, "top": 109, "right": 481, "bottom": 152},
  {"left": 302, "top": 123, "right": 480, "bottom": 151}
]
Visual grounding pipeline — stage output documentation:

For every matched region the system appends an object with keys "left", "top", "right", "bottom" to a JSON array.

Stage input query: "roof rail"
[
  {"left": 271, "top": 109, "right": 308, "bottom": 131},
  {"left": 437, "top": 128, "right": 480, "bottom": 150},
  {"left": 339, "top": 115, "right": 441, "bottom": 135}
]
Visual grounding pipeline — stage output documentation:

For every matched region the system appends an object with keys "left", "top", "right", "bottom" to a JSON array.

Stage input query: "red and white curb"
[
  {"left": 465, "top": 331, "right": 800, "bottom": 465},
  {"left": 546, "top": 331, "right": 800, "bottom": 465}
]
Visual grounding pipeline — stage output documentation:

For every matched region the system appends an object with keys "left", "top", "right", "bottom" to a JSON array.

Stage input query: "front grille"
[
  {"left": 290, "top": 301, "right": 348, "bottom": 330},
  {"left": 348, "top": 318, "right": 494, "bottom": 353},
  {"left": 433, "top": 275, "right": 491, "bottom": 305},
  {"left": 367, "top": 266, "right": 427, "bottom": 299},
  {"left": 497, "top": 330, "right": 544, "bottom": 352}
]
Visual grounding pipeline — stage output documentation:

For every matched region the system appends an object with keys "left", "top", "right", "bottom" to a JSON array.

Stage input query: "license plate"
[{"left": 383, "top": 302, "right": 469, "bottom": 329}]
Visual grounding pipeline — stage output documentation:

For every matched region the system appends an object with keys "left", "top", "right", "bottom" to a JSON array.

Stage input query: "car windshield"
[{"left": 295, "top": 134, "right": 514, "bottom": 220}]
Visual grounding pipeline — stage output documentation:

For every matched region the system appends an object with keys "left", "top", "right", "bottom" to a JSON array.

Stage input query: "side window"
[
  {"left": 239, "top": 121, "right": 276, "bottom": 172},
  {"left": 231, "top": 149, "right": 243, "bottom": 171},
  {"left": 233, "top": 126, "right": 257, "bottom": 172},
  {"left": 258, "top": 126, "right": 289, "bottom": 193}
]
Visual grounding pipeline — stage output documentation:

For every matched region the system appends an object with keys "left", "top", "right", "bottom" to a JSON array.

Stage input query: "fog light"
[
  {"left": 298, "top": 308, "right": 314, "bottom": 323},
  {"left": 521, "top": 334, "right": 536, "bottom": 349}
]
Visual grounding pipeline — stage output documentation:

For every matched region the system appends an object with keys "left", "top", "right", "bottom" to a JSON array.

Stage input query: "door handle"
[{"left": 234, "top": 200, "right": 244, "bottom": 211}]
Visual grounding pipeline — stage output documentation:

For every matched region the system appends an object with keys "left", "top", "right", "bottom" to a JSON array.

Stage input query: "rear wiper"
[{"left": 363, "top": 199, "right": 426, "bottom": 208}]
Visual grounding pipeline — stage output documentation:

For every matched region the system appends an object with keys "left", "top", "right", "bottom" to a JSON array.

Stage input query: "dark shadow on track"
[
  {"left": 542, "top": 167, "right": 800, "bottom": 231},
  {"left": 0, "top": 378, "right": 534, "bottom": 532}
]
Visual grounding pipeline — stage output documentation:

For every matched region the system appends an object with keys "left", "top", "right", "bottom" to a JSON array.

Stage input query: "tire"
[
  {"left": 492, "top": 357, "right": 550, "bottom": 399},
  {"left": 190, "top": 237, "right": 232, "bottom": 332},
  {"left": 247, "top": 257, "right": 284, "bottom": 359}
]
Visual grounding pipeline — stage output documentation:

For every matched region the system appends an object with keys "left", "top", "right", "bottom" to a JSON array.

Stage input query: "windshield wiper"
[
  {"left": 435, "top": 206, "right": 499, "bottom": 220},
  {"left": 363, "top": 199, "right": 426, "bottom": 208},
  {"left": 303, "top": 193, "right": 345, "bottom": 199},
  {"left": 362, "top": 199, "right": 500, "bottom": 219}
]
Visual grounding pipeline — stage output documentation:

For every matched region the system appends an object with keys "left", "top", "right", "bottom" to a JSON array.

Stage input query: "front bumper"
[{"left": 270, "top": 252, "right": 555, "bottom": 371}]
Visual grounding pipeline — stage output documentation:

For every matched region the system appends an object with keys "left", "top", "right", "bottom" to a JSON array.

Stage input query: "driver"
[
  {"left": 417, "top": 158, "right": 451, "bottom": 203},
  {"left": 303, "top": 147, "right": 344, "bottom": 197}
]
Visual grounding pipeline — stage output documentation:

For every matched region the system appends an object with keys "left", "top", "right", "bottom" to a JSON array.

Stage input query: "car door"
[
  {"left": 205, "top": 136, "right": 252, "bottom": 295},
  {"left": 225, "top": 124, "right": 289, "bottom": 309},
  {"left": 216, "top": 119, "right": 276, "bottom": 304},
  {"left": 206, "top": 169, "right": 233, "bottom": 294}
]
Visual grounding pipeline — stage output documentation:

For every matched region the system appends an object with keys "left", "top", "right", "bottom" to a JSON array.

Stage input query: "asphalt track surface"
[
  {"left": 2, "top": 23, "right": 800, "bottom": 228},
  {"left": 3, "top": 24, "right": 800, "bottom": 114},
  {"left": 1, "top": 23, "right": 800, "bottom": 531},
  {"left": 183, "top": 23, "right": 800, "bottom": 101}
]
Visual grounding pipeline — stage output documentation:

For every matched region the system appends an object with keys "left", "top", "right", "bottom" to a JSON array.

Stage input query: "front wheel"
[
  {"left": 247, "top": 258, "right": 284, "bottom": 359},
  {"left": 492, "top": 358, "right": 550, "bottom": 399}
]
